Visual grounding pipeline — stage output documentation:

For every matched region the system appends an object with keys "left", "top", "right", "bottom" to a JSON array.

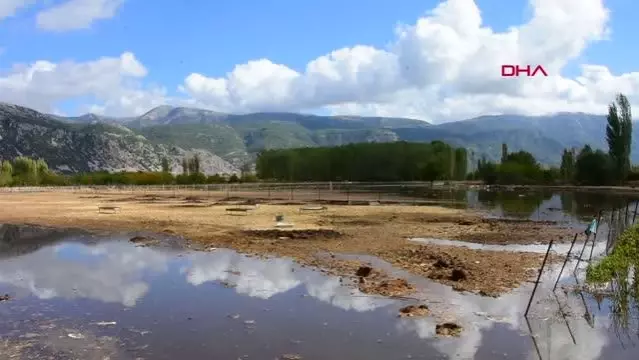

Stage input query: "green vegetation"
[
  {"left": 606, "top": 94, "right": 633, "bottom": 184},
  {"left": 256, "top": 141, "right": 468, "bottom": 182},
  {"left": 586, "top": 223, "right": 639, "bottom": 332},
  {"left": 471, "top": 93, "right": 633, "bottom": 186},
  {"left": 0, "top": 155, "right": 253, "bottom": 186}
]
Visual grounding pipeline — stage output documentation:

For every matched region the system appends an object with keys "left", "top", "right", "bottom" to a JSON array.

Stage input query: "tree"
[
  {"left": 606, "top": 93, "right": 633, "bottom": 184},
  {"left": 161, "top": 157, "right": 170, "bottom": 173},
  {"left": 574, "top": 145, "right": 611, "bottom": 185},
  {"left": 0, "top": 160, "right": 12, "bottom": 186},
  {"left": 560, "top": 148, "right": 575, "bottom": 182},
  {"left": 501, "top": 143, "right": 508, "bottom": 163},
  {"left": 181, "top": 158, "right": 189, "bottom": 175},
  {"left": 192, "top": 154, "right": 201, "bottom": 174}
]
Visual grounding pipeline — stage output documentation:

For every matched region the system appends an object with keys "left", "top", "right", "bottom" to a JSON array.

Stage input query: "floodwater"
[
  {"left": 389, "top": 188, "right": 639, "bottom": 225},
  {"left": 1, "top": 224, "right": 638, "bottom": 359}
]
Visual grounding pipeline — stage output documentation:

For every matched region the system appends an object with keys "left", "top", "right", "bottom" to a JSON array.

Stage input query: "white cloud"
[
  {"left": 36, "top": 0, "right": 124, "bottom": 31},
  {"left": 179, "top": 0, "right": 639, "bottom": 122},
  {"left": 2, "top": 0, "right": 639, "bottom": 122},
  {"left": 0, "top": 52, "right": 167, "bottom": 116},
  {"left": 0, "top": 0, "right": 35, "bottom": 21}
]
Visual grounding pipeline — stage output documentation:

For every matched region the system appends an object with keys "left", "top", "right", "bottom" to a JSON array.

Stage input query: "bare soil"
[{"left": 0, "top": 191, "right": 574, "bottom": 297}]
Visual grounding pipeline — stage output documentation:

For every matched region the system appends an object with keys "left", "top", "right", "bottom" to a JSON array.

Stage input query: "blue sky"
[{"left": 0, "top": 0, "right": 637, "bottom": 121}]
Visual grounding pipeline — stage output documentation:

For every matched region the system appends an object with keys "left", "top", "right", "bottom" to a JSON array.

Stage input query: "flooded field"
[
  {"left": 0, "top": 188, "right": 638, "bottom": 359},
  {"left": 0, "top": 224, "right": 636, "bottom": 359}
]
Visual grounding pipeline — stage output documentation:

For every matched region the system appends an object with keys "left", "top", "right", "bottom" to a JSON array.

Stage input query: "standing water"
[{"left": 0, "top": 223, "right": 637, "bottom": 359}]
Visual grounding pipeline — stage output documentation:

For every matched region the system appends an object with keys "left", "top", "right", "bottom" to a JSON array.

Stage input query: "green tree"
[
  {"left": 574, "top": 145, "right": 611, "bottom": 186},
  {"left": 161, "top": 157, "right": 170, "bottom": 173},
  {"left": 606, "top": 93, "right": 633, "bottom": 184},
  {"left": 0, "top": 160, "right": 13, "bottom": 186},
  {"left": 12, "top": 156, "right": 38, "bottom": 185},
  {"left": 559, "top": 148, "right": 575, "bottom": 182},
  {"left": 181, "top": 158, "right": 189, "bottom": 175},
  {"left": 501, "top": 143, "right": 508, "bottom": 163}
]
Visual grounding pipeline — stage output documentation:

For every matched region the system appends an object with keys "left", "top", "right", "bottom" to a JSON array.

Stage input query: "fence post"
[
  {"left": 525, "top": 239, "right": 554, "bottom": 318},
  {"left": 317, "top": 185, "right": 321, "bottom": 201},
  {"left": 553, "top": 233, "right": 579, "bottom": 291},
  {"left": 588, "top": 211, "right": 603, "bottom": 262},
  {"left": 290, "top": 185, "right": 294, "bottom": 200},
  {"left": 633, "top": 201, "right": 639, "bottom": 224}
]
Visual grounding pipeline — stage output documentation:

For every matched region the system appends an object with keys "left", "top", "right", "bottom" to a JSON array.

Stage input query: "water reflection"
[
  {"left": 383, "top": 187, "right": 639, "bottom": 225},
  {"left": 0, "top": 225, "right": 637, "bottom": 359}
]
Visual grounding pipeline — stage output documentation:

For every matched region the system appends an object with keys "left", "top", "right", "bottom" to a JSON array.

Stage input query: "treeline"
[
  {"left": 473, "top": 93, "right": 634, "bottom": 186},
  {"left": 0, "top": 154, "right": 255, "bottom": 187},
  {"left": 256, "top": 141, "right": 468, "bottom": 182}
]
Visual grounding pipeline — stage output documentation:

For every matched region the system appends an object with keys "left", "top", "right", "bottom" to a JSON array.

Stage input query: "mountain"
[
  {"left": 0, "top": 103, "right": 238, "bottom": 174},
  {"left": 118, "top": 106, "right": 614, "bottom": 166},
  {"left": 0, "top": 102, "right": 625, "bottom": 172}
]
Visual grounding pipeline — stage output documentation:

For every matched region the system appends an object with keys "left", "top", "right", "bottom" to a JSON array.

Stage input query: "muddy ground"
[{"left": 0, "top": 191, "right": 575, "bottom": 297}]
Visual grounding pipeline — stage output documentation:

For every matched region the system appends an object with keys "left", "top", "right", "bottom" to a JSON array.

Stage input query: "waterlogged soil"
[
  {"left": 0, "top": 191, "right": 576, "bottom": 296},
  {"left": 378, "top": 245, "right": 554, "bottom": 297},
  {"left": 1, "top": 225, "right": 637, "bottom": 359}
]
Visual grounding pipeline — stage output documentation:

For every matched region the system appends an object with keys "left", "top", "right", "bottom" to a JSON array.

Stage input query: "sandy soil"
[{"left": 0, "top": 191, "right": 574, "bottom": 297}]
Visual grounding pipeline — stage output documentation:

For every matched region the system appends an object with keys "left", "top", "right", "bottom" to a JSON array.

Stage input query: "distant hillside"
[
  {"left": 3, "top": 102, "right": 630, "bottom": 171},
  {"left": 0, "top": 103, "right": 238, "bottom": 174}
]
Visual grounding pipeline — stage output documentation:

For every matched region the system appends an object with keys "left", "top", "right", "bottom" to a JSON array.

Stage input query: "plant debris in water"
[
  {"left": 435, "top": 322, "right": 463, "bottom": 337},
  {"left": 398, "top": 304, "right": 430, "bottom": 317},
  {"left": 379, "top": 244, "right": 549, "bottom": 296}
]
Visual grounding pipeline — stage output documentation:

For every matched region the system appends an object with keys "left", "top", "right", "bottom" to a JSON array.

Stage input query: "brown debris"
[
  {"left": 379, "top": 244, "right": 549, "bottom": 296},
  {"left": 398, "top": 304, "right": 430, "bottom": 317},
  {"left": 436, "top": 322, "right": 462, "bottom": 337},
  {"left": 359, "top": 278, "right": 415, "bottom": 297},
  {"left": 355, "top": 266, "right": 372, "bottom": 277},
  {"left": 242, "top": 229, "right": 341, "bottom": 240},
  {"left": 0, "top": 191, "right": 570, "bottom": 299},
  {"left": 0, "top": 294, "right": 11, "bottom": 302}
]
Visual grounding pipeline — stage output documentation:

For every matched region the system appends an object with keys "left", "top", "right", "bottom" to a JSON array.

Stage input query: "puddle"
[
  {"left": 409, "top": 237, "right": 609, "bottom": 256},
  {"left": 0, "top": 224, "right": 637, "bottom": 359}
]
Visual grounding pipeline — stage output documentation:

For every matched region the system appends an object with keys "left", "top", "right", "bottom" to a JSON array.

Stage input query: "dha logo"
[{"left": 501, "top": 65, "right": 548, "bottom": 77}]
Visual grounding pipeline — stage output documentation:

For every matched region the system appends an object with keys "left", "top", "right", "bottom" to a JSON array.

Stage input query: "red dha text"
[{"left": 501, "top": 65, "right": 548, "bottom": 77}]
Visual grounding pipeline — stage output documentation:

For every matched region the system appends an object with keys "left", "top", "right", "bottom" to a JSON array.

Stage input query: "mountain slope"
[
  {"left": 0, "top": 104, "right": 238, "bottom": 174},
  {"left": 4, "top": 102, "right": 629, "bottom": 170}
]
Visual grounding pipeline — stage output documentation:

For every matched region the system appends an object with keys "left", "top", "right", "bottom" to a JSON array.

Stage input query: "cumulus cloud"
[
  {"left": 0, "top": 52, "right": 167, "bottom": 116},
  {"left": 36, "top": 0, "right": 124, "bottom": 31},
  {"left": 0, "top": 0, "right": 35, "bottom": 21},
  {"left": 2, "top": 0, "right": 639, "bottom": 122},
  {"left": 180, "top": 0, "right": 638, "bottom": 122},
  {"left": 0, "top": 240, "right": 171, "bottom": 307}
]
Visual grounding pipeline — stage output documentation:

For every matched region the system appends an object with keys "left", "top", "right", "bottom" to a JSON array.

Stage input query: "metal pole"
[
  {"left": 525, "top": 239, "right": 554, "bottom": 318},
  {"left": 553, "top": 233, "right": 579, "bottom": 291},
  {"left": 573, "top": 233, "right": 591, "bottom": 275},
  {"left": 588, "top": 211, "right": 603, "bottom": 262}
]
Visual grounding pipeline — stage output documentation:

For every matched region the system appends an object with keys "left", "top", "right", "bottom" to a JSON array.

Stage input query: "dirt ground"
[{"left": 0, "top": 191, "right": 574, "bottom": 297}]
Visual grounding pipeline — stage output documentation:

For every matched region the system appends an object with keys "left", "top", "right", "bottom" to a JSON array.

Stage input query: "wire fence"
[
  {"left": 525, "top": 201, "right": 639, "bottom": 359},
  {"left": 0, "top": 182, "right": 474, "bottom": 206}
]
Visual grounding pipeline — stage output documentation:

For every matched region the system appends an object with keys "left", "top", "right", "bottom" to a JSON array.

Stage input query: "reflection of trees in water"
[
  {"left": 0, "top": 224, "right": 76, "bottom": 259},
  {"left": 560, "top": 192, "right": 639, "bottom": 221},
  {"left": 476, "top": 190, "right": 552, "bottom": 218}
]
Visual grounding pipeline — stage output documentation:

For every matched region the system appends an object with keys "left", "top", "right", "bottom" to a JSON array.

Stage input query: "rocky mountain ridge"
[{"left": 0, "top": 103, "right": 239, "bottom": 175}]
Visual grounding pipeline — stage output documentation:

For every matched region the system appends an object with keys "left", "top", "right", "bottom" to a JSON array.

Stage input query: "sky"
[{"left": 0, "top": 0, "right": 637, "bottom": 123}]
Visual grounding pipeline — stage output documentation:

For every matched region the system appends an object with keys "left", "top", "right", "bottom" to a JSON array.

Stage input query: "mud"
[
  {"left": 242, "top": 229, "right": 342, "bottom": 240},
  {"left": 435, "top": 322, "right": 463, "bottom": 337},
  {"left": 378, "top": 244, "right": 551, "bottom": 297},
  {"left": 0, "top": 191, "right": 573, "bottom": 297},
  {"left": 398, "top": 304, "right": 430, "bottom": 317}
]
